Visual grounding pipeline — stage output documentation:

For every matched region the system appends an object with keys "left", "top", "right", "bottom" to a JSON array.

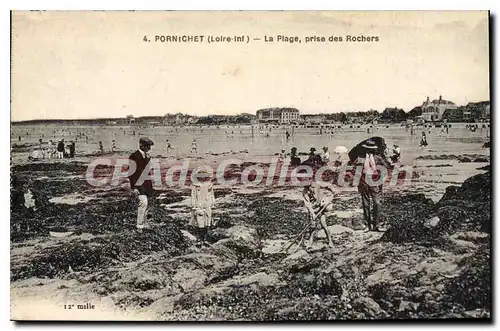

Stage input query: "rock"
[
  {"left": 436, "top": 171, "right": 491, "bottom": 233},
  {"left": 207, "top": 228, "right": 230, "bottom": 242},
  {"left": 458, "top": 157, "right": 472, "bottom": 163},
  {"left": 352, "top": 297, "right": 383, "bottom": 317},
  {"left": 473, "top": 157, "right": 489, "bottom": 163},
  {"left": 261, "top": 239, "right": 288, "bottom": 254},
  {"left": 173, "top": 272, "right": 284, "bottom": 311},
  {"left": 293, "top": 270, "right": 343, "bottom": 296},
  {"left": 317, "top": 224, "right": 354, "bottom": 238},
  {"left": 169, "top": 252, "right": 239, "bottom": 287},
  {"left": 180, "top": 230, "right": 197, "bottom": 242},
  {"left": 226, "top": 225, "right": 259, "bottom": 243},
  {"left": 397, "top": 300, "right": 419, "bottom": 312},
  {"left": 282, "top": 249, "right": 311, "bottom": 265},
  {"left": 463, "top": 309, "right": 490, "bottom": 318},
  {"left": 440, "top": 185, "right": 460, "bottom": 201},
  {"left": 424, "top": 216, "right": 440, "bottom": 228},
  {"left": 212, "top": 225, "right": 260, "bottom": 259}
]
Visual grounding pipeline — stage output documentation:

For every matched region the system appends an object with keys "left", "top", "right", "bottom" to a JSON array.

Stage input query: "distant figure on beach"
[
  {"left": 308, "top": 147, "right": 317, "bottom": 161},
  {"left": 128, "top": 137, "right": 155, "bottom": 233},
  {"left": 69, "top": 141, "right": 75, "bottom": 158},
  {"left": 290, "top": 147, "right": 301, "bottom": 167},
  {"left": 410, "top": 126, "right": 414, "bottom": 136},
  {"left": 112, "top": 140, "right": 116, "bottom": 153},
  {"left": 166, "top": 140, "right": 172, "bottom": 154},
  {"left": 420, "top": 132, "right": 428, "bottom": 147},
  {"left": 99, "top": 141, "right": 104, "bottom": 154},
  {"left": 48, "top": 140, "right": 55, "bottom": 158},
  {"left": 390, "top": 144, "right": 401, "bottom": 164},
  {"left": 191, "top": 138, "right": 198, "bottom": 154},
  {"left": 332, "top": 145, "right": 348, "bottom": 167},
  {"left": 321, "top": 146, "right": 330, "bottom": 164},
  {"left": 277, "top": 149, "right": 286, "bottom": 164},
  {"left": 64, "top": 143, "right": 71, "bottom": 158},
  {"left": 56, "top": 139, "right": 65, "bottom": 159},
  {"left": 18, "top": 136, "right": 21, "bottom": 142},
  {"left": 285, "top": 130, "right": 290, "bottom": 140},
  {"left": 307, "top": 147, "right": 325, "bottom": 168}
]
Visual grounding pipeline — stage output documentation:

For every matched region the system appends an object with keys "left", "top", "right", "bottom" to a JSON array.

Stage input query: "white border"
[{"left": 3, "top": 1, "right": 498, "bottom": 330}]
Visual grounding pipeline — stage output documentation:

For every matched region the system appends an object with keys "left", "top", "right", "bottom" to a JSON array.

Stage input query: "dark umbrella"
[{"left": 348, "top": 136, "right": 388, "bottom": 164}]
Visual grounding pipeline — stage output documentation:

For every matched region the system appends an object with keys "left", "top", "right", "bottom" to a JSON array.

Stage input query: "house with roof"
[{"left": 420, "top": 96, "right": 457, "bottom": 122}]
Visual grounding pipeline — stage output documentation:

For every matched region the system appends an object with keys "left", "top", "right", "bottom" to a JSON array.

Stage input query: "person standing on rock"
[
  {"left": 354, "top": 139, "right": 390, "bottom": 232},
  {"left": 190, "top": 172, "right": 215, "bottom": 246},
  {"left": 128, "top": 137, "right": 155, "bottom": 232}
]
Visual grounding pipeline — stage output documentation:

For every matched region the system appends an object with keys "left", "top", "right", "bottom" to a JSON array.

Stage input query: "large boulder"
[
  {"left": 211, "top": 225, "right": 261, "bottom": 260},
  {"left": 436, "top": 171, "right": 491, "bottom": 233}
]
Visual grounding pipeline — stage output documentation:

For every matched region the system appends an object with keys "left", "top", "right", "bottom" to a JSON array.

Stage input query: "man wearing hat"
[
  {"left": 354, "top": 139, "right": 390, "bottom": 231},
  {"left": 128, "top": 137, "right": 155, "bottom": 232}
]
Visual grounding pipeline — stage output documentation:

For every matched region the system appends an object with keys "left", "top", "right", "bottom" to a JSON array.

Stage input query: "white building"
[
  {"left": 421, "top": 96, "right": 457, "bottom": 122},
  {"left": 256, "top": 108, "right": 300, "bottom": 124}
]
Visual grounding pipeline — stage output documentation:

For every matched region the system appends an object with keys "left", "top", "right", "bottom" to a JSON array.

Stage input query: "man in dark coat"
[
  {"left": 57, "top": 139, "right": 65, "bottom": 159},
  {"left": 353, "top": 139, "right": 391, "bottom": 231},
  {"left": 128, "top": 137, "right": 155, "bottom": 232}
]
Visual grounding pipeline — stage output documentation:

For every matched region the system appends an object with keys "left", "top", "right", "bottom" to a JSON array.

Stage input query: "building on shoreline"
[
  {"left": 163, "top": 113, "right": 194, "bottom": 125},
  {"left": 256, "top": 108, "right": 300, "bottom": 124},
  {"left": 421, "top": 95, "right": 457, "bottom": 122},
  {"left": 126, "top": 115, "right": 135, "bottom": 124},
  {"left": 301, "top": 114, "right": 326, "bottom": 124}
]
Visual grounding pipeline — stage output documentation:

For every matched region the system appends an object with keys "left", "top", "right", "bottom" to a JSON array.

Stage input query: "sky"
[{"left": 11, "top": 11, "right": 490, "bottom": 121}]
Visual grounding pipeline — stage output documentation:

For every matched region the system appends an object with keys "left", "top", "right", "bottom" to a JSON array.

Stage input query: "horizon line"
[{"left": 11, "top": 98, "right": 491, "bottom": 123}]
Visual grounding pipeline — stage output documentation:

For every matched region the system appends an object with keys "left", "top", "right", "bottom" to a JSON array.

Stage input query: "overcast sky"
[{"left": 12, "top": 11, "right": 489, "bottom": 121}]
